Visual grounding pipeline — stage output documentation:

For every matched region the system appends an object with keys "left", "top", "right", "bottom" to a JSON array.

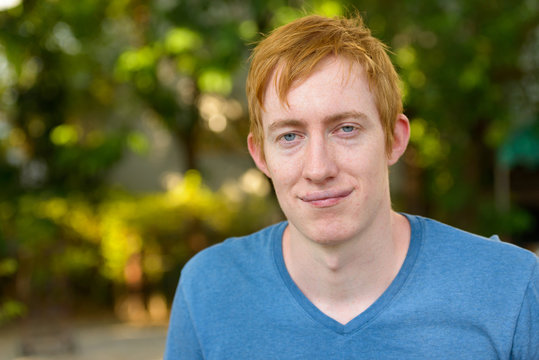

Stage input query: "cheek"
[
  {"left": 265, "top": 157, "right": 299, "bottom": 190},
  {"left": 338, "top": 146, "right": 388, "bottom": 180}
]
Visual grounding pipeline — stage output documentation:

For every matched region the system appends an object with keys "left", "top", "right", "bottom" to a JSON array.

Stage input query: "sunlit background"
[{"left": 0, "top": 0, "right": 537, "bottom": 358}]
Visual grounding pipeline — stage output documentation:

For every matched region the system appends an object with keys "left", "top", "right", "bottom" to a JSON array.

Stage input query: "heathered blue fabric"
[{"left": 164, "top": 214, "right": 539, "bottom": 359}]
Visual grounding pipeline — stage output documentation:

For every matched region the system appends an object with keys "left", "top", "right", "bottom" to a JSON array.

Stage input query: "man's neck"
[{"left": 282, "top": 210, "right": 411, "bottom": 325}]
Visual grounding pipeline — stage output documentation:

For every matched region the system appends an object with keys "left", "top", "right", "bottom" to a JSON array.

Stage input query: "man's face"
[{"left": 249, "top": 56, "right": 406, "bottom": 245}]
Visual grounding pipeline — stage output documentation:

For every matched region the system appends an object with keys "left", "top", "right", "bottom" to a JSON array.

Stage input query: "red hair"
[{"left": 246, "top": 14, "right": 402, "bottom": 156}]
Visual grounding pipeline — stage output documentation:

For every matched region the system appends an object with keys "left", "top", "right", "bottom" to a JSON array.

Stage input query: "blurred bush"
[{"left": 0, "top": 169, "right": 280, "bottom": 324}]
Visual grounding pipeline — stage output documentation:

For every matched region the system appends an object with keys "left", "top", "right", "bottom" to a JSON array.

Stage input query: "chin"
[{"left": 300, "top": 222, "right": 358, "bottom": 246}]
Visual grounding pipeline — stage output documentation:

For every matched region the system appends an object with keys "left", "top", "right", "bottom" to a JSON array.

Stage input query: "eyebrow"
[
  {"left": 325, "top": 111, "right": 368, "bottom": 124},
  {"left": 267, "top": 111, "right": 368, "bottom": 133}
]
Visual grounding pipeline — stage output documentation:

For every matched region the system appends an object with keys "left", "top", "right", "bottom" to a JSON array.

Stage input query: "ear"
[
  {"left": 388, "top": 114, "right": 410, "bottom": 166},
  {"left": 247, "top": 133, "right": 271, "bottom": 178}
]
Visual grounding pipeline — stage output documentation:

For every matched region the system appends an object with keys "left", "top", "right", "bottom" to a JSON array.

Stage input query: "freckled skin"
[{"left": 249, "top": 56, "right": 407, "bottom": 247}]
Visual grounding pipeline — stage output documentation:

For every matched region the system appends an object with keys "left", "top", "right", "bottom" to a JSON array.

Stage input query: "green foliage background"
[{"left": 0, "top": 0, "right": 537, "bottom": 323}]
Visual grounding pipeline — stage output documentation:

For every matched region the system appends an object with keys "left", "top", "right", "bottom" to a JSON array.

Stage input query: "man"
[{"left": 165, "top": 14, "right": 538, "bottom": 359}]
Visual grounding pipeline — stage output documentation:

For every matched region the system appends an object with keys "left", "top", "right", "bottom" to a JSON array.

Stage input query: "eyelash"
[
  {"left": 335, "top": 124, "right": 360, "bottom": 136},
  {"left": 278, "top": 132, "right": 302, "bottom": 145}
]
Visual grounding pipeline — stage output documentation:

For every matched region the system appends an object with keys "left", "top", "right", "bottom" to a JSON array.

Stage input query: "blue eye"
[
  {"left": 341, "top": 126, "right": 354, "bottom": 133},
  {"left": 283, "top": 133, "right": 296, "bottom": 141}
]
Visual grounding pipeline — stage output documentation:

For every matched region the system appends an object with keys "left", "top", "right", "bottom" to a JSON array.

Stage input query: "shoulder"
[
  {"left": 412, "top": 214, "right": 536, "bottom": 260},
  {"left": 179, "top": 221, "right": 287, "bottom": 290},
  {"left": 407, "top": 214, "right": 538, "bottom": 283},
  {"left": 402, "top": 214, "right": 538, "bottom": 331}
]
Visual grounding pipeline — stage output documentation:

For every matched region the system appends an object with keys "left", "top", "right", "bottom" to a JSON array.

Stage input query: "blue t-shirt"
[{"left": 164, "top": 214, "right": 539, "bottom": 359}]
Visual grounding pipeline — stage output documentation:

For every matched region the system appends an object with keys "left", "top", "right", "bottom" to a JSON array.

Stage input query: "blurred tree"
[{"left": 0, "top": 0, "right": 135, "bottom": 195}]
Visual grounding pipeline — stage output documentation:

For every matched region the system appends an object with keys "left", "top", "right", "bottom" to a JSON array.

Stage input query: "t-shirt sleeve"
[
  {"left": 511, "top": 258, "right": 539, "bottom": 360},
  {"left": 164, "top": 283, "right": 203, "bottom": 360}
]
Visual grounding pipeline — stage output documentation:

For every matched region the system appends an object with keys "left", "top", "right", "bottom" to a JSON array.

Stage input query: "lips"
[{"left": 299, "top": 189, "right": 353, "bottom": 207}]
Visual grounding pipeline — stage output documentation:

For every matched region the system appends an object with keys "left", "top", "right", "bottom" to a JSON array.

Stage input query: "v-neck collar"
[{"left": 272, "top": 213, "right": 423, "bottom": 335}]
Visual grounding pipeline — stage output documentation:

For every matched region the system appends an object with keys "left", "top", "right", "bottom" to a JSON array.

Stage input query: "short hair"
[{"left": 246, "top": 14, "right": 403, "bottom": 156}]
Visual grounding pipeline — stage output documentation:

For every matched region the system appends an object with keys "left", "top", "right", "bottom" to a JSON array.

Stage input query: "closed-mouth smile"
[{"left": 299, "top": 189, "right": 353, "bottom": 207}]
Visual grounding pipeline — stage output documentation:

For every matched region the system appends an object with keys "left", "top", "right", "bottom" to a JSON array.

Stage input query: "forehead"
[{"left": 261, "top": 56, "right": 378, "bottom": 127}]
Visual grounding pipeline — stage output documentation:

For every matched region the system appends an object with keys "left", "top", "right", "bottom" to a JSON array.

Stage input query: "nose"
[{"left": 302, "top": 135, "right": 338, "bottom": 184}]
